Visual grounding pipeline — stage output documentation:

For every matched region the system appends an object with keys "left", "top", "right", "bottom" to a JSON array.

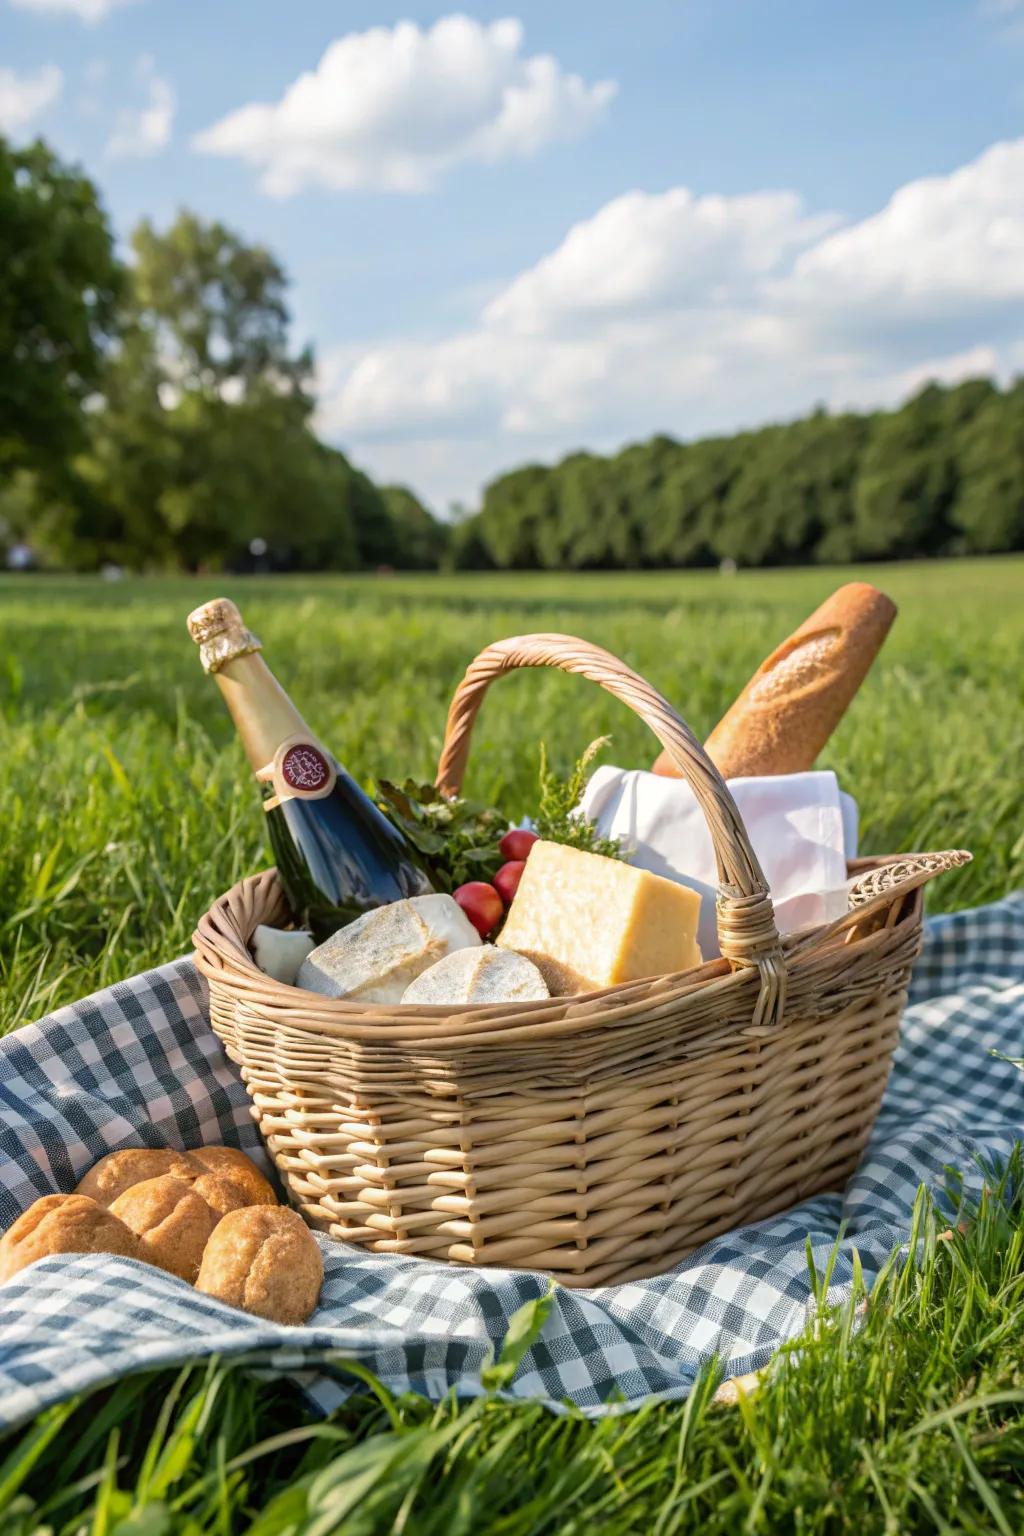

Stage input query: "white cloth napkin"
[{"left": 579, "top": 767, "right": 858, "bottom": 960}]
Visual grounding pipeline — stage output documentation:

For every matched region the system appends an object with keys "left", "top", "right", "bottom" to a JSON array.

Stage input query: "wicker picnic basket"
[{"left": 193, "top": 634, "right": 969, "bottom": 1287}]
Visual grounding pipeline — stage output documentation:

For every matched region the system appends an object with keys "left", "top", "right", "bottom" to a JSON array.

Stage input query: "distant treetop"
[{"left": 451, "top": 377, "right": 1024, "bottom": 570}]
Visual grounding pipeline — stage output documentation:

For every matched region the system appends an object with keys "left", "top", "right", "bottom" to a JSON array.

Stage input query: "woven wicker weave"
[{"left": 193, "top": 634, "right": 969, "bottom": 1286}]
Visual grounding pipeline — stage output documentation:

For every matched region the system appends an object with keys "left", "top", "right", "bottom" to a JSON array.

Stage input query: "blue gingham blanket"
[{"left": 1, "top": 894, "right": 1022, "bottom": 1433}]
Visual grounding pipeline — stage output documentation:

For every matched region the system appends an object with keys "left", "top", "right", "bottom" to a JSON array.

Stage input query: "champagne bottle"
[{"left": 187, "top": 598, "right": 433, "bottom": 939}]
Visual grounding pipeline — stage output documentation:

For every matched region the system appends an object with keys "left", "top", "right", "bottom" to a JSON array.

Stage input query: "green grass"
[
  {"left": 1, "top": 559, "right": 1023, "bottom": 1531},
  {"left": 1, "top": 560, "right": 1021, "bottom": 1024}
]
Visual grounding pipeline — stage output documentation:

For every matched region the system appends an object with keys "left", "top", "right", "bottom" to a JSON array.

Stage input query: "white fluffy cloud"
[
  {"left": 793, "top": 138, "right": 1024, "bottom": 311},
  {"left": 10, "top": 0, "right": 136, "bottom": 22},
  {"left": 486, "top": 188, "right": 838, "bottom": 332},
  {"left": 0, "top": 63, "right": 62, "bottom": 133},
  {"left": 106, "top": 54, "right": 174, "bottom": 158},
  {"left": 318, "top": 134, "right": 1024, "bottom": 508},
  {"left": 193, "top": 14, "right": 616, "bottom": 195}
]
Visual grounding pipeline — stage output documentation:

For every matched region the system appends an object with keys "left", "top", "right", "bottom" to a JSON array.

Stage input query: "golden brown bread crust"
[
  {"left": 196, "top": 1206, "right": 323, "bottom": 1325},
  {"left": 0, "top": 1193, "right": 140, "bottom": 1282},
  {"left": 110, "top": 1175, "right": 220, "bottom": 1282},
  {"left": 190, "top": 1172, "right": 254, "bottom": 1218},
  {"left": 187, "top": 1147, "right": 277, "bottom": 1208},
  {"left": 7, "top": 1149, "right": 280, "bottom": 1289},
  {"left": 653, "top": 582, "right": 897, "bottom": 779},
  {"left": 77, "top": 1148, "right": 203, "bottom": 1207},
  {"left": 77, "top": 1145, "right": 276, "bottom": 1217}
]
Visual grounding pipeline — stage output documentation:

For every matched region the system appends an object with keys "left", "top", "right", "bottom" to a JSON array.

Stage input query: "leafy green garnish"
[
  {"left": 534, "top": 736, "right": 625, "bottom": 860},
  {"left": 376, "top": 739, "right": 623, "bottom": 894},
  {"left": 375, "top": 779, "right": 506, "bottom": 893}
]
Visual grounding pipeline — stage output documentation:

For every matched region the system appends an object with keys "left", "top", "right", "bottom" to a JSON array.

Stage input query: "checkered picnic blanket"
[{"left": 1, "top": 894, "right": 1022, "bottom": 1433}]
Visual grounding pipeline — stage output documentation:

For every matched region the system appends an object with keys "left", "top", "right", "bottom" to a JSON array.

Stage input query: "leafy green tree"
[
  {"left": 477, "top": 464, "right": 559, "bottom": 567},
  {"left": 130, "top": 212, "right": 312, "bottom": 402},
  {"left": 71, "top": 324, "right": 181, "bottom": 568},
  {"left": 853, "top": 382, "right": 991, "bottom": 559},
  {"left": 435, "top": 377, "right": 1024, "bottom": 573},
  {"left": 0, "top": 136, "right": 122, "bottom": 483},
  {"left": 463, "top": 377, "right": 1024, "bottom": 572},
  {"left": 538, "top": 452, "right": 629, "bottom": 569},
  {"left": 717, "top": 413, "right": 868, "bottom": 567},
  {"left": 321, "top": 448, "right": 387, "bottom": 570},
  {"left": 6, "top": 139, "right": 1024, "bottom": 575},
  {"left": 646, "top": 437, "right": 740, "bottom": 567},
  {"left": 604, "top": 436, "right": 678, "bottom": 568},
  {"left": 951, "top": 383, "right": 1024, "bottom": 553},
  {"left": 380, "top": 485, "right": 450, "bottom": 569},
  {"left": 0, "top": 164, "right": 431, "bottom": 573},
  {"left": 0, "top": 469, "right": 80, "bottom": 568},
  {"left": 80, "top": 212, "right": 362, "bottom": 571},
  {"left": 447, "top": 510, "right": 496, "bottom": 570}
]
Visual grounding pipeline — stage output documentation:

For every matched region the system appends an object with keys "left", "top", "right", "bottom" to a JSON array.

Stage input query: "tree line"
[
  {"left": 450, "top": 380, "right": 1024, "bottom": 569},
  {"left": 2, "top": 133, "right": 1022, "bottom": 575}
]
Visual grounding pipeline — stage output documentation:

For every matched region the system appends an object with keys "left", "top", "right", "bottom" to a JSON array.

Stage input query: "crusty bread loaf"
[{"left": 653, "top": 582, "right": 897, "bottom": 779}]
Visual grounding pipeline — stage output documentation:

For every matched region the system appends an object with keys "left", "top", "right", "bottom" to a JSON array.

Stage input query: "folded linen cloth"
[
  {"left": 580, "top": 766, "right": 858, "bottom": 958},
  {"left": 0, "top": 894, "right": 1022, "bottom": 1433}
]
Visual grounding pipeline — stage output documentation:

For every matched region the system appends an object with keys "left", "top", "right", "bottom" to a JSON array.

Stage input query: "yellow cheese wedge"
[{"left": 497, "top": 840, "right": 702, "bottom": 995}]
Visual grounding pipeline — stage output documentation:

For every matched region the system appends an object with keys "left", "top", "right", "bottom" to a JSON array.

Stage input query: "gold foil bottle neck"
[{"left": 186, "top": 598, "right": 262, "bottom": 674}]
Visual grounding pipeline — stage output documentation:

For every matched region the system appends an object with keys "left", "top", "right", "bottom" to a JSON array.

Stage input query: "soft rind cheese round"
[
  {"left": 296, "top": 894, "right": 481, "bottom": 1002},
  {"left": 402, "top": 945, "right": 549, "bottom": 1006}
]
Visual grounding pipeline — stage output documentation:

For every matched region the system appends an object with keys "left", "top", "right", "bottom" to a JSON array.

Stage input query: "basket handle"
[{"left": 435, "top": 632, "right": 786, "bottom": 1026}]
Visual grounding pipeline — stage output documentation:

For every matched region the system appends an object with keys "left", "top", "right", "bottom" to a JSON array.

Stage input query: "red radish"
[
  {"left": 453, "top": 881, "right": 504, "bottom": 938},
  {"left": 499, "top": 827, "right": 540, "bottom": 863},
  {"left": 493, "top": 860, "right": 526, "bottom": 907}
]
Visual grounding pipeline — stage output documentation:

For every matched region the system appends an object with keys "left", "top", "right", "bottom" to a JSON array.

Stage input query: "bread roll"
[
  {"left": 196, "top": 1206, "right": 323, "bottom": 1325},
  {"left": 77, "top": 1148, "right": 203, "bottom": 1207},
  {"left": 189, "top": 1173, "right": 259, "bottom": 1220},
  {"left": 110, "top": 1175, "right": 220, "bottom": 1282},
  {"left": 78, "top": 1145, "right": 276, "bottom": 1216},
  {"left": 653, "top": 582, "right": 896, "bottom": 780},
  {"left": 187, "top": 1147, "right": 277, "bottom": 1209},
  {"left": 0, "top": 1194, "right": 140, "bottom": 1282}
]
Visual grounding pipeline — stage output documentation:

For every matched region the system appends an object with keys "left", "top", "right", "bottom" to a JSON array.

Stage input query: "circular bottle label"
[
  {"left": 280, "top": 742, "right": 332, "bottom": 793},
  {"left": 259, "top": 736, "right": 337, "bottom": 809}
]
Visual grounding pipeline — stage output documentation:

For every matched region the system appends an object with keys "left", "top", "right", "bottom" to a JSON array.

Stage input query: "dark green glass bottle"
[{"left": 188, "top": 598, "right": 432, "bottom": 940}]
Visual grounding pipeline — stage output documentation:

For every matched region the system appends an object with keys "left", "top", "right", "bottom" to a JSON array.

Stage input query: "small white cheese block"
[
  {"left": 296, "top": 894, "right": 480, "bottom": 1003},
  {"left": 402, "top": 945, "right": 549, "bottom": 1006},
  {"left": 251, "top": 924, "right": 315, "bottom": 986}
]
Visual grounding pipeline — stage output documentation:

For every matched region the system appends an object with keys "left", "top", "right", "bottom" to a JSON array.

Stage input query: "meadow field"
[{"left": 1, "top": 558, "right": 1023, "bottom": 1532}]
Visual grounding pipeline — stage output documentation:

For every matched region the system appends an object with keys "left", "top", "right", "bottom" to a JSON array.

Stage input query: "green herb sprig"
[{"left": 534, "top": 736, "right": 625, "bottom": 860}]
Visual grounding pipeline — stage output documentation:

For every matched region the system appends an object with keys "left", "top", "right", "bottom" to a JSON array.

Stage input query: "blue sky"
[{"left": 3, "top": 0, "right": 1024, "bottom": 510}]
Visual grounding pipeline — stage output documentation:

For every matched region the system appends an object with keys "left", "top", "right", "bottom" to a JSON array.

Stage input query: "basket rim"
[{"left": 191, "top": 850, "right": 969, "bottom": 1043}]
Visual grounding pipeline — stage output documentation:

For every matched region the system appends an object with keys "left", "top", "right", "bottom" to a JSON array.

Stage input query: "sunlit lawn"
[{"left": 1, "top": 558, "right": 1022, "bottom": 1532}]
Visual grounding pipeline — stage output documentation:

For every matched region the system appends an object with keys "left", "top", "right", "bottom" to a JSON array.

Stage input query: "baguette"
[{"left": 653, "top": 582, "right": 897, "bottom": 779}]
